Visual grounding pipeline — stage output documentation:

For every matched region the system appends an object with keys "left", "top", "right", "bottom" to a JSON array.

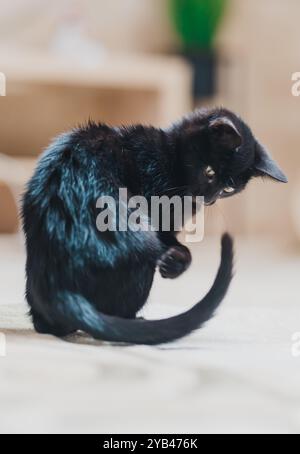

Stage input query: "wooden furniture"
[
  {"left": 0, "top": 48, "right": 192, "bottom": 156},
  {"left": 0, "top": 155, "right": 36, "bottom": 232}
]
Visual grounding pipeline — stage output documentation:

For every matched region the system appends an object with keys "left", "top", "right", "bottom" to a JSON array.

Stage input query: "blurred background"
[
  {"left": 0, "top": 0, "right": 300, "bottom": 435},
  {"left": 0, "top": 0, "right": 297, "bottom": 241},
  {"left": 0, "top": 0, "right": 300, "bottom": 433}
]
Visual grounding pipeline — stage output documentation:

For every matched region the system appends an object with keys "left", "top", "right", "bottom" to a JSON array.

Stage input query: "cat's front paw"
[{"left": 158, "top": 246, "right": 192, "bottom": 279}]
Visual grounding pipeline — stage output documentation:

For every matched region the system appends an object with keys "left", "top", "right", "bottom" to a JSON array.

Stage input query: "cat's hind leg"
[{"left": 30, "top": 308, "right": 76, "bottom": 337}]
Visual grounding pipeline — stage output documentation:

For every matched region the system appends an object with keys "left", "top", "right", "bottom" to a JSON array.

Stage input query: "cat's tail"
[{"left": 58, "top": 234, "right": 234, "bottom": 345}]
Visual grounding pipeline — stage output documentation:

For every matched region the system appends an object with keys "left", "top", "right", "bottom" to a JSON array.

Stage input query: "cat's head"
[{"left": 175, "top": 108, "right": 288, "bottom": 205}]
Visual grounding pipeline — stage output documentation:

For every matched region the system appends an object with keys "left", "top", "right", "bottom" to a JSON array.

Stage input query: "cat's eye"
[
  {"left": 223, "top": 187, "right": 235, "bottom": 194},
  {"left": 205, "top": 166, "right": 215, "bottom": 179}
]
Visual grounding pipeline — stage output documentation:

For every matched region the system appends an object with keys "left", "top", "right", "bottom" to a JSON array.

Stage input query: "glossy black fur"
[{"left": 22, "top": 108, "right": 287, "bottom": 344}]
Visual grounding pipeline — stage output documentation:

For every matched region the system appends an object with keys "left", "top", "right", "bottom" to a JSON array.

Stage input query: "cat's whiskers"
[{"left": 157, "top": 185, "right": 189, "bottom": 197}]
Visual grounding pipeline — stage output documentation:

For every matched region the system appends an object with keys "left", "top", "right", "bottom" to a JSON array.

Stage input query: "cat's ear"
[
  {"left": 209, "top": 117, "right": 242, "bottom": 149},
  {"left": 255, "top": 142, "right": 288, "bottom": 183},
  {"left": 255, "top": 141, "right": 288, "bottom": 183}
]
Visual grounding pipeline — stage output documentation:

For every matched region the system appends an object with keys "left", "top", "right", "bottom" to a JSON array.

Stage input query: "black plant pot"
[{"left": 183, "top": 50, "right": 217, "bottom": 99}]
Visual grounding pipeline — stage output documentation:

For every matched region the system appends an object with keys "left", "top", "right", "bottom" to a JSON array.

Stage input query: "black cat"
[{"left": 22, "top": 108, "right": 287, "bottom": 345}]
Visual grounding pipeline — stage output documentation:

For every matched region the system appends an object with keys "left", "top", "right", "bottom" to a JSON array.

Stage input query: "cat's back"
[
  {"left": 27, "top": 123, "right": 120, "bottom": 191},
  {"left": 22, "top": 123, "right": 123, "bottom": 226},
  {"left": 39, "top": 122, "right": 119, "bottom": 172}
]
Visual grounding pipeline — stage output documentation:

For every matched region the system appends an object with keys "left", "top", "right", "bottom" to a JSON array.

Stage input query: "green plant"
[{"left": 169, "top": 0, "right": 227, "bottom": 51}]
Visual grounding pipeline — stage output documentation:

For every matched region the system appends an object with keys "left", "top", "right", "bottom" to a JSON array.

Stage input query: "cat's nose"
[{"left": 204, "top": 196, "right": 217, "bottom": 206}]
